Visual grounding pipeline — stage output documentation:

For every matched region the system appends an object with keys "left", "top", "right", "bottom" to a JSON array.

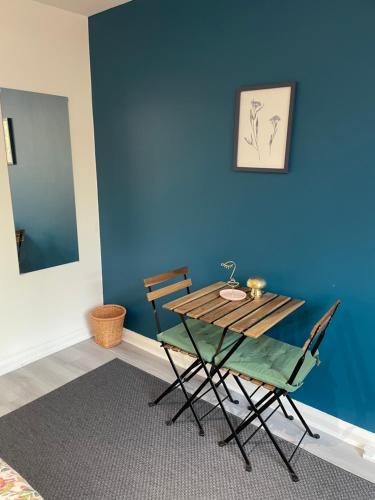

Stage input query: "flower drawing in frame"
[{"left": 233, "top": 82, "right": 295, "bottom": 173}]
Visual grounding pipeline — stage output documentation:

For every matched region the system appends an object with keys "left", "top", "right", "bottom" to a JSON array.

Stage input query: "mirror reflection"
[{"left": 0, "top": 88, "right": 79, "bottom": 274}]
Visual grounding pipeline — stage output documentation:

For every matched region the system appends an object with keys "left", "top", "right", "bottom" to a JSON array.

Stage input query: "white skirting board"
[
  {"left": 0, "top": 328, "right": 92, "bottom": 377},
  {"left": 124, "top": 328, "right": 375, "bottom": 464}
]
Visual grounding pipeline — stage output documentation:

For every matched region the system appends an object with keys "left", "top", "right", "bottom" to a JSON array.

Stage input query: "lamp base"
[{"left": 250, "top": 289, "right": 264, "bottom": 299}]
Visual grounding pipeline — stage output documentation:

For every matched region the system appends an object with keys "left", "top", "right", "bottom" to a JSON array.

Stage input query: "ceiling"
[{"left": 34, "top": 0, "right": 132, "bottom": 16}]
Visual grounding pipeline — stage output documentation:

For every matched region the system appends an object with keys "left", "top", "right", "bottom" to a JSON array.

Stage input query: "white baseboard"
[
  {"left": 124, "top": 328, "right": 375, "bottom": 463},
  {"left": 363, "top": 444, "right": 375, "bottom": 464},
  {"left": 0, "top": 328, "right": 92, "bottom": 377}
]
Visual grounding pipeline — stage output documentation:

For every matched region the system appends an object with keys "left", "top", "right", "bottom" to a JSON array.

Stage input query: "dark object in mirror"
[
  {"left": 0, "top": 88, "right": 79, "bottom": 273},
  {"left": 15, "top": 229, "right": 25, "bottom": 258},
  {"left": 2, "top": 117, "right": 17, "bottom": 165}
]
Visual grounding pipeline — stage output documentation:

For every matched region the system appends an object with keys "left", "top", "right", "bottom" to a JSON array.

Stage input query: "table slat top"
[
  {"left": 163, "top": 283, "right": 304, "bottom": 337},
  {"left": 213, "top": 292, "right": 277, "bottom": 328},
  {"left": 174, "top": 287, "right": 227, "bottom": 314},
  {"left": 228, "top": 295, "right": 291, "bottom": 333},
  {"left": 244, "top": 299, "right": 305, "bottom": 338},
  {"left": 162, "top": 281, "right": 225, "bottom": 310}
]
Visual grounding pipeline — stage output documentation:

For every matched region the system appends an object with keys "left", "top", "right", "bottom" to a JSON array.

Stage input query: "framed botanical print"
[{"left": 233, "top": 82, "right": 295, "bottom": 173}]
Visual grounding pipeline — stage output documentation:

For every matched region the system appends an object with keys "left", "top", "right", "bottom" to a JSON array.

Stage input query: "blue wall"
[
  {"left": 1, "top": 89, "right": 79, "bottom": 273},
  {"left": 89, "top": 0, "right": 375, "bottom": 432}
]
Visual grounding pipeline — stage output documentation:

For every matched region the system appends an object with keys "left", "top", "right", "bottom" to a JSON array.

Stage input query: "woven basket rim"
[{"left": 90, "top": 304, "right": 126, "bottom": 321}]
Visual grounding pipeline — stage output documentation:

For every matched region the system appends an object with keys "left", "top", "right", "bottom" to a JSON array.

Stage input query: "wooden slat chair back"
[
  {"left": 302, "top": 300, "right": 341, "bottom": 354},
  {"left": 143, "top": 266, "right": 191, "bottom": 334},
  {"left": 287, "top": 299, "right": 341, "bottom": 387}
]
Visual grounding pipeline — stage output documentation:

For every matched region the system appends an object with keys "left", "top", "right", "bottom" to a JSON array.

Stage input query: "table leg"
[{"left": 178, "top": 315, "right": 252, "bottom": 471}]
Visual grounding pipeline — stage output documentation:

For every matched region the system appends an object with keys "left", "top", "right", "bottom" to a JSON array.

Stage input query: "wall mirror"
[{"left": 0, "top": 88, "right": 79, "bottom": 274}]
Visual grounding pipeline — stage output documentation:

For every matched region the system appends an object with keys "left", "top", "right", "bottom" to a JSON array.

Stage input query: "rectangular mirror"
[{"left": 0, "top": 88, "right": 79, "bottom": 274}]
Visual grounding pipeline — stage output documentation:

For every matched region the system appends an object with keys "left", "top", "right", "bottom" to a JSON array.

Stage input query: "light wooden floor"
[{"left": 1, "top": 338, "right": 374, "bottom": 484}]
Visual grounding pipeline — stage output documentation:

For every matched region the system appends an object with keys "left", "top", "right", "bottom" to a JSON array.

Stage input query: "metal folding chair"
[
  {"left": 144, "top": 266, "right": 238, "bottom": 436},
  {"left": 217, "top": 300, "right": 341, "bottom": 482}
]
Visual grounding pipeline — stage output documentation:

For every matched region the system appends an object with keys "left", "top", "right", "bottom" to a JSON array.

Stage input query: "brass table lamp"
[{"left": 247, "top": 276, "right": 267, "bottom": 299}]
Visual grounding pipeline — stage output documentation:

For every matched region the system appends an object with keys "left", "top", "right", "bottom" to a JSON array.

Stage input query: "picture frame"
[{"left": 233, "top": 82, "right": 296, "bottom": 173}]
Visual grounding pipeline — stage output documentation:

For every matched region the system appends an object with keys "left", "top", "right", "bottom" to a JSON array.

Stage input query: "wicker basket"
[{"left": 90, "top": 304, "right": 126, "bottom": 348}]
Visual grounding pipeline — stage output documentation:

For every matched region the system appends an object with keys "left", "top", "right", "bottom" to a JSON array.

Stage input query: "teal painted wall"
[
  {"left": 1, "top": 89, "right": 79, "bottom": 273},
  {"left": 89, "top": 0, "right": 375, "bottom": 432}
]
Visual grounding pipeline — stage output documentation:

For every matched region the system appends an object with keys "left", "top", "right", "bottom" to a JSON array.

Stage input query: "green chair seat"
[
  {"left": 218, "top": 335, "right": 319, "bottom": 392},
  {"left": 157, "top": 319, "right": 240, "bottom": 363}
]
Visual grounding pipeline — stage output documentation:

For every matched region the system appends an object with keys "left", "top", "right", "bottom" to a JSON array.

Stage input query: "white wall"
[{"left": 0, "top": 0, "right": 102, "bottom": 374}]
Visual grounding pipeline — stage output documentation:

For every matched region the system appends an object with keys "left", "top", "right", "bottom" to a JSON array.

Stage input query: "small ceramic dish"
[{"left": 219, "top": 289, "right": 247, "bottom": 301}]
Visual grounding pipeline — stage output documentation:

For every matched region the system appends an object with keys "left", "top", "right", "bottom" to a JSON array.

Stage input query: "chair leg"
[
  {"left": 183, "top": 360, "right": 203, "bottom": 383},
  {"left": 148, "top": 378, "right": 180, "bottom": 407},
  {"left": 217, "top": 393, "right": 251, "bottom": 470},
  {"left": 170, "top": 377, "right": 211, "bottom": 423},
  {"left": 164, "top": 349, "right": 205, "bottom": 436},
  {"left": 285, "top": 395, "right": 320, "bottom": 439},
  {"left": 277, "top": 396, "right": 294, "bottom": 420},
  {"left": 243, "top": 405, "right": 280, "bottom": 446},
  {"left": 148, "top": 357, "right": 202, "bottom": 407},
  {"left": 168, "top": 363, "right": 233, "bottom": 424},
  {"left": 197, "top": 367, "right": 252, "bottom": 471},
  {"left": 233, "top": 376, "right": 300, "bottom": 482},
  {"left": 217, "top": 371, "right": 239, "bottom": 404},
  {"left": 219, "top": 390, "right": 277, "bottom": 446},
  {"left": 189, "top": 371, "right": 231, "bottom": 407}
]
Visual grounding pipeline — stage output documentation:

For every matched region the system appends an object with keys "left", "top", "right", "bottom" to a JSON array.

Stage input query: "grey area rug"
[{"left": 0, "top": 359, "right": 374, "bottom": 500}]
